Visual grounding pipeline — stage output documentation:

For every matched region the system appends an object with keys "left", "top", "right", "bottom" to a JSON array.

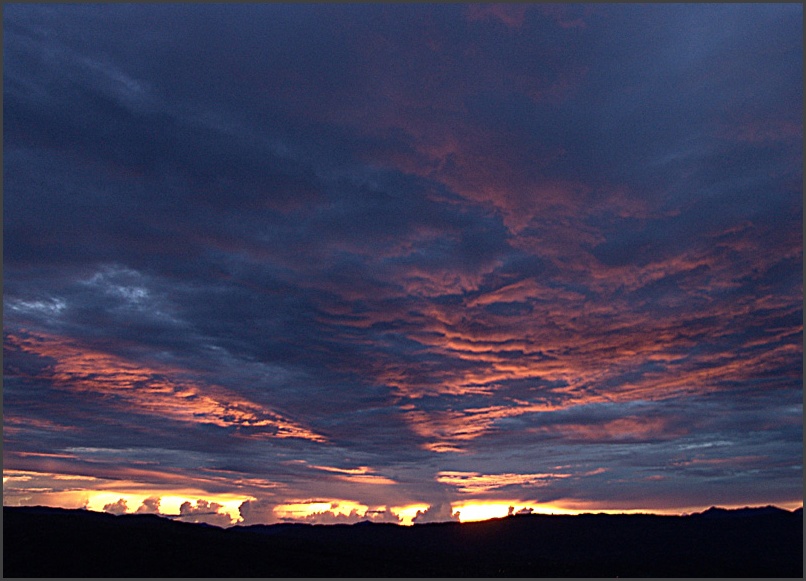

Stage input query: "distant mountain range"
[{"left": 4, "top": 505, "right": 802, "bottom": 577}]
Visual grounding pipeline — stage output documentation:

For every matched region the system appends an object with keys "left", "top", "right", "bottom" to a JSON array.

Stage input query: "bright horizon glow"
[
  {"left": 6, "top": 493, "right": 802, "bottom": 526},
  {"left": 392, "top": 503, "right": 431, "bottom": 526},
  {"left": 452, "top": 501, "right": 586, "bottom": 521},
  {"left": 454, "top": 501, "right": 516, "bottom": 522},
  {"left": 3, "top": 470, "right": 253, "bottom": 524},
  {"left": 4, "top": 468, "right": 802, "bottom": 526},
  {"left": 81, "top": 491, "right": 252, "bottom": 523}
]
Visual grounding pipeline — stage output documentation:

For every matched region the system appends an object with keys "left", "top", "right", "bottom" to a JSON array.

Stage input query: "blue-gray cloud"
[{"left": 3, "top": 4, "right": 801, "bottom": 518}]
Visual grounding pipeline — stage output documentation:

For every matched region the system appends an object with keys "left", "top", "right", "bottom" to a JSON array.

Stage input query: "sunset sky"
[{"left": 3, "top": 4, "right": 802, "bottom": 526}]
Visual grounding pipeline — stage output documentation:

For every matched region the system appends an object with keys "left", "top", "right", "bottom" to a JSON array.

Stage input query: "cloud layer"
[{"left": 3, "top": 4, "right": 802, "bottom": 522}]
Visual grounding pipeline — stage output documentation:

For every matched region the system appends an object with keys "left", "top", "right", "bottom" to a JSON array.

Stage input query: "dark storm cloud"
[{"left": 3, "top": 4, "right": 801, "bottom": 519}]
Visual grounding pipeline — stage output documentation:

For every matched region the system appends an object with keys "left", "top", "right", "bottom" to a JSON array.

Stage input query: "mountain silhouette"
[{"left": 4, "top": 505, "right": 802, "bottom": 577}]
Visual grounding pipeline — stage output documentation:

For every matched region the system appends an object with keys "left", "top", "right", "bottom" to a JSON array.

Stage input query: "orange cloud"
[
  {"left": 5, "top": 331, "right": 325, "bottom": 442},
  {"left": 404, "top": 402, "right": 563, "bottom": 452},
  {"left": 437, "top": 471, "right": 570, "bottom": 495},
  {"left": 309, "top": 465, "right": 397, "bottom": 485},
  {"left": 536, "top": 416, "right": 685, "bottom": 443}
]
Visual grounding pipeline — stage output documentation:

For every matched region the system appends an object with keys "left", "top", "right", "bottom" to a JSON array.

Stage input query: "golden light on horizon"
[
  {"left": 3, "top": 470, "right": 254, "bottom": 524},
  {"left": 83, "top": 491, "right": 253, "bottom": 523},
  {"left": 453, "top": 501, "right": 513, "bottom": 522},
  {"left": 450, "top": 501, "right": 584, "bottom": 522},
  {"left": 5, "top": 469, "right": 802, "bottom": 527},
  {"left": 391, "top": 503, "right": 431, "bottom": 526},
  {"left": 273, "top": 499, "right": 370, "bottom": 519}
]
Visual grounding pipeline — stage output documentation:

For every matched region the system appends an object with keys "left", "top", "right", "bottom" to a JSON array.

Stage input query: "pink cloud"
[{"left": 4, "top": 331, "right": 326, "bottom": 443}]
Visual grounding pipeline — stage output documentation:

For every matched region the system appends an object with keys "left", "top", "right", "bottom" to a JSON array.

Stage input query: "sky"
[{"left": 3, "top": 4, "right": 802, "bottom": 526}]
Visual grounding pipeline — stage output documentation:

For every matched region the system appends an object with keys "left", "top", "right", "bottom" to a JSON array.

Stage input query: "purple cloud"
[{"left": 2, "top": 4, "right": 801, "bottom": 520}]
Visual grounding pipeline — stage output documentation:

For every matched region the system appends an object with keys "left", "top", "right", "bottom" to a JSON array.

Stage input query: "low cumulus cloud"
[
  {"left": 294, "top": 507, "right": 402, "bottom": 525},
  {"left": 177, "top": 499, "right": 233, "bottom": 527},
  {"left": 102, "top": 498, "right": 128, "bottom": 515},
  {"left": 363, "top": 508, "right": 403, "bottom": 524},
  {"left": 412, "top": 503, "right": 461, "bottom": 524},
  {"left": 135, "top": 496, "right": 161, "bottom": 514},
  {"left": 238, "top": 495, "right": 405, "bottom": 526},
  {"left": 508, "top": 506, "right": 534, "bottom": 516},
  {"left": 238, "top": 499, "right": 278, "bottom": 526}
]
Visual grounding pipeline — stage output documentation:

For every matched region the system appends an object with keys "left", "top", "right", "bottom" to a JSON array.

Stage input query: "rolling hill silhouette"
[{"left": 4, "top": 505, "right": 802, "bottom": 577}]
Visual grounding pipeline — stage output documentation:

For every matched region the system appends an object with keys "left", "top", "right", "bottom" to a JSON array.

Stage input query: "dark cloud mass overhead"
[{"left": 3, "top": 4, "right": 802, "bottom": 524}]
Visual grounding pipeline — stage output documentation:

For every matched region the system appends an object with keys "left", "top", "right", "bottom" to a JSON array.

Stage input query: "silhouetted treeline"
[{"left": 3, "top": 505, "right": 802, "bottom": 577}]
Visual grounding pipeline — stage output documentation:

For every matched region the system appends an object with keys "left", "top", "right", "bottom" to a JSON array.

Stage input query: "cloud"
[
  {"left": 241, "top": 495, "right": 403, "bottom": 525},
  {"left": 135, "top": 497, "right": 161, "bottom": 514},
  {"left": 238, "top": 499, "right": 278, "bottom": 526},
  {"left": 363, "top": 508, "right": 403, "bottom": 524},
  {"left": 2, "top": 4, "right": 801, "bottom": 519},
  {"left": 3, "top": 330, "right": 326, "bottom": 443},
  {"left": 412, "top": 503, "right": 460, "bottom": 524},
  {"left": 177, "top": 500, "right": 234, "bottom": 527},
  {"left": 292, "top": 507, "right": 402, "bottom": 525},
  {"left": 437, "top": 471, "right": 570, "bottom": 495},
  {"left": 508, "top": 506, "right": 534, "bottom": 516},
  {"left": 102, "top": 498, "right": 128, "bottom": 515}
]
